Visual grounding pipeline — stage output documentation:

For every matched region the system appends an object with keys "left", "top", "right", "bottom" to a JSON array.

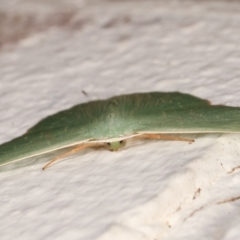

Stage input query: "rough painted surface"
[{"left": 1, "top": 0, "right": 240, "bottom": 239}]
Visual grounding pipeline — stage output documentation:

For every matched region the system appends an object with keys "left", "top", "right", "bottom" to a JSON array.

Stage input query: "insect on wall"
[{"left": 0, "top": 92, "right": 240, "bottom": 171}]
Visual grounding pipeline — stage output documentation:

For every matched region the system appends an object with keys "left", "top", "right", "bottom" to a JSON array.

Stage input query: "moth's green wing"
[
  {"left": 0, "top": 100, "right": 113, "bottom": 166},
  {"left": 1, "top": 92, "right": 240, "bottom": 167},
  {"left": 117, "top": 92, "right": 240, "bottom": 133}
]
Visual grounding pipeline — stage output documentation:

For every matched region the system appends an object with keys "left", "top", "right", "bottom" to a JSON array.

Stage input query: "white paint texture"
[{"left": 1, "top": 0, "right": 240, "bottom": 239}]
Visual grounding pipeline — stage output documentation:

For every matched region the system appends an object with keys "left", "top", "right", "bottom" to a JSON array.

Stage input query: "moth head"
[{"left": 104, "top": 140, "right": 126, "bottom": 151}]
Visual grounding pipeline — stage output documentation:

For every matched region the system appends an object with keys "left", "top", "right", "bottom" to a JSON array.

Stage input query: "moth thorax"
[{"left": 105, "top": 140, "right": 126, "bottom": 151}]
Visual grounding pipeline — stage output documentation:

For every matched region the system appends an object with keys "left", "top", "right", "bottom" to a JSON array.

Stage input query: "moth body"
[{"left": 1, "top": 91, "right": 240, "bottom": 170}]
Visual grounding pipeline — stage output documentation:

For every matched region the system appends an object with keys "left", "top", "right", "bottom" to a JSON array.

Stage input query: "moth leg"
[
  {"left": 134, "top": 133, "right": 194, "bottom": 143},
  {"left": 42, "top": 143, "right": 102, "bottom": 170}
]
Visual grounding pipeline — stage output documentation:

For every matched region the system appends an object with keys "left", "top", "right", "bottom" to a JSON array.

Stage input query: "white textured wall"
[{"left": 1, "top": 0, "right": 240, "bottom": 239}]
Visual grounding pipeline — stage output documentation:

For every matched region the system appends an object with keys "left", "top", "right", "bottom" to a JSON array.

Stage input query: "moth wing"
[
  {"left": 117, "top": 92, "right": 240, "bottom": 134},
  {"left": 1, "top": 92, "right": 240, "bottom": 169},
  {"left": 0, "top": 99, "right": 110, "bottom": 167}
]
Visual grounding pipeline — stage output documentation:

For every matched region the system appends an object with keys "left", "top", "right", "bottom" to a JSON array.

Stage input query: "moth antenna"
[
  {"left": 133, "top": 133, "right": 194, "bottom": 143},
  {"left": 42, "top": 143, "right": 102, "bottom": 170}
]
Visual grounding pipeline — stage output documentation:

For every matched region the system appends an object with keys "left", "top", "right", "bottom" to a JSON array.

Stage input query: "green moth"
[{"left": 1, "top": 92, "right": 240, "bottom": 170}]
